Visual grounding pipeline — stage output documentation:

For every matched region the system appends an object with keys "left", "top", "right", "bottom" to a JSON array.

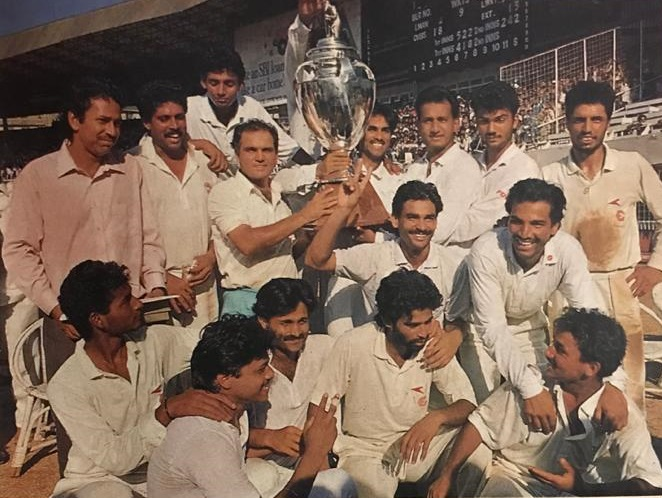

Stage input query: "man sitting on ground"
[
  {"left": 48, "top": 261, "right": 233, "bottom": 498},
  {"left": 148, "top": 314, "right": 356, "bottom": 498},
  {"left": 309, "top": 269, "right": 489, "bottom": 498},
  {"left": 428, "top": 308, "right": 662, "bottom": 497},
  {"left": 248, "top": 278, "right": 334, "bottom": 469}
]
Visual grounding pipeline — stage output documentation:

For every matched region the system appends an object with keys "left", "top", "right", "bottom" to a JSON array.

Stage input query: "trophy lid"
[{"left": 305, "top": 37, "right": 358, "bottom": 62}]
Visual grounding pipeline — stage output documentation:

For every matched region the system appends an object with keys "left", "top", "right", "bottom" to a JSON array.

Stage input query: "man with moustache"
[
  {"left": 542, "top": 80, "right": 662, "bottom": 410},
  {"left": 405, "top": 86, "right": 482, "bottom": 247},
  {"left": 306, "top": 179, "right": 464, "bottom": 364},
  {"left": 187, "top": 47, "right": 312, "bottom": 169},
  {"left": 208, "top": 119, "right": 335, "bottom": 316},
  {"left": 427, "top": 309, "right": 662, "bottom": 498},
  {"left": 448, "top": 81, "right": 541, "bottom": 246},
  {"left": 309, "top": 270, "right": 488, "bottom": 498},
  {"left": 2, "top": 77, "right": 166, "bottom": 340},
  {"left": 147, "top": 314, "right": 356, "bottom": 498},
  {"left": 133, "top": 80, "right": 221, "bottom": 330},
  {"left": 48, "top": 261, "right": 234, "bottom": 498},
  {"left": 248, "top": 278, "right": 334, "bottom": 468},
  {"left": 447, "top": 178, "right": 626, "bottom": 432}
]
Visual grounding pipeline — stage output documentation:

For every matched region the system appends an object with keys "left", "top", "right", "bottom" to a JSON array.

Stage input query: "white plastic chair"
[{"left": 8, "top": 318, "right": 57, "bottom": 477}]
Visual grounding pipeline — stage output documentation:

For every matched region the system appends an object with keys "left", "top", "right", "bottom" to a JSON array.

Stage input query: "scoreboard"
[
  {"left": 363, "top": 0, "right": 531, "bottom": 79},
  {"left": 410, "top": 0, "right": 529, "bottom": 75}
]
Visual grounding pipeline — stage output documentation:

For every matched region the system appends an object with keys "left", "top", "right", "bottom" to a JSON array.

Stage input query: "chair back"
[{"left": 10, "top": 318, "right": 48, "bottom": 397}]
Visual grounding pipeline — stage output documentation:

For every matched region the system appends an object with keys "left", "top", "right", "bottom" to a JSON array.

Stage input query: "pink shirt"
[{"left": 2, "top": 142, "right": 166, "bottom": 314}]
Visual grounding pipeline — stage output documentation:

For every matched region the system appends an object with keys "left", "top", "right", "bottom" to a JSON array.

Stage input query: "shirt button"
[{"left": 584, "top": 187, "right": 590, "bottom": 194}]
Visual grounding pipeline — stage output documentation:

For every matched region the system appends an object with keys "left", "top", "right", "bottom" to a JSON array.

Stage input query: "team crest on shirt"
[{"left": 616, "top": 209, "right": 625, "bottom": 222}]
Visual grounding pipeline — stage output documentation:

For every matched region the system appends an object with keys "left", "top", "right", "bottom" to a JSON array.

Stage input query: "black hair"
[
  {"left": 414, "top": 85, "right": 460, "bottom": 119},
  {"left": 471, "top": 81, "right": 519, "bottom": 115},
  {"left": 198, "top": 46, "right": 246, "bottom": 83},
  {"left": 553, "top": 308, "right": 626, "bottom": 379},
  {"left": 58, "top": 260, "right": 130, "bottom": 340},
  {"left": 190, "top": 315, "right": 271, "bottom": 392},
  {"left": 391, "top": 180, "right": 443, "bottom": 217},
  {"left": 231, "top": 118, "right": 279, "bottom": 152},
  {"left": 370, "top": 103, "right": 399, "bottom": 131},
  {"left": 565, "top": 81, "right": 615, "bottom": 120},
  {"left": 253, "top": 278, "right": 317, "bottom": 320},
  {"left": 375, "top": 269, "right": 441, "bottom": 328},
  {"left": 505, "top": 178, "right": 566, "bottom": 225},
  {"left": 61, "top": 77, "right": 123, "bottom": 139},
  {"left": 136, "top": 80, "right": 187, "bottom": 123}
]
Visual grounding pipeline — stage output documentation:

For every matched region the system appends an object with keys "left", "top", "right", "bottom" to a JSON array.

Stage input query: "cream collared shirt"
[
  {"left": 470, "top": 382, "right": 662, "bottom": 488},
  {"left": 405, "top": 143, "right": 483, "bottom": 245},
  {"left": 132, "top": 136, "right": 221, "bottom": 274},
  {"left": 47, "top": 325, "right": 200, "bottom": 495},
  {"left": 334, "top": 239, "right": 458, "bottom": 315},
  {"left": 311, "top": 322, "right": 475, "bottom": 454},
  {"left": 186, "top": 95, "right": 300, "bottom": 168},
  {"left": 447, "top": 143, "right": 540, "bottom": 245},
  {"left": 447, "top": 228, "right": 601, "bottom": 399},
  {"left": 249, "top": 334, "right": 335, "bottom": 468},
  {"left": 542, "top": 144, "right": 662, "bottom": 271},
  {"left": 208, "top": 172, "right": 298, "bottom": 289}
]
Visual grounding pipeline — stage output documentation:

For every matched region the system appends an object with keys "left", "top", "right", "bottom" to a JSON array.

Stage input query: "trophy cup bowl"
[
  {"left": 291, "top": 36, "right": 388, "bottom": 228},
  {"left": 295, "top": 40, "right": 376, "bottom": 153}
]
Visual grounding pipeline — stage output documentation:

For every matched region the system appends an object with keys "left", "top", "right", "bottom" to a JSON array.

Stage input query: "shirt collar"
[
  {"left": 192, "top": 94, "right": 247, "bottom": 131},
  {"left": 235, "top": 170, "right": 282, "bottom": 203},
  {"left": 137, "top": 134, "right": 201, "bottom": 184},
  {"left": 369, "top": 161, "right": 388, "bottom": 180},
  {"left": 55, "top": 140, "right": 126, "bottom": 179},
  {"left": 372, "top": 326, "right": 423, "bottom": 371},
  {"left": 563, "top": 143, "right": 617, "bottom": 176},
  {"left": 393, "top": 240, "right": 440, "bottom": 270},
  {"left": 426, "top": 142, "right": 461, "bottom": 168},
  {"left": 74, "top": 336, "right": 140, "bottom": 381},
  {"left": 476, "top": 142, "right": 519, "bottom": 173},
  {"left": 552, "top": 384, "right": 606, "bottom": 440}
]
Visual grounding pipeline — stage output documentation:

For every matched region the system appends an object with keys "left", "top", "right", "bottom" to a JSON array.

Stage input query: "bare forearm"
[
  {"left": 229, "top": 212, "right": 309, "bottom": 257},
  {"left": 437, "top": 422, "right": 484, "bottom": 481},
  {"left": 248, "top": 428, "right": 275, "bottom": 450},
  {"left": 305, "top": 207, "right": 352, "bottom": 268},
  {"left": 433, "top": 399, "right": 476, "bottom": 427}
]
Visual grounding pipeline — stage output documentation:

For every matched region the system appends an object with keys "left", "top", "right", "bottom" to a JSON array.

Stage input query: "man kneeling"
[{"left": 148, "top": 314, "right": 357, "bottom": 498}]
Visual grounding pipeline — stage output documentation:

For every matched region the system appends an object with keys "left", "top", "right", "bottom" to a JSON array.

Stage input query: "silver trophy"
[{"left": 294, "top": 3, "right": 376, "bottom": 154}]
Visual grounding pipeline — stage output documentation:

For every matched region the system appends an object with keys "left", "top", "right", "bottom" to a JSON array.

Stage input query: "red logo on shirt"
[
  {"left": 616, "top": 209, "right": 625, "bottom": 222},
  {"left": 608, "top": 198, "right": 621, "bottom": 206},
  {"left": 497, "top": 189, "right": 507, "bottom": 199},
  {"left": 411, "top": 386, "right": 425, "bottom": 394}
]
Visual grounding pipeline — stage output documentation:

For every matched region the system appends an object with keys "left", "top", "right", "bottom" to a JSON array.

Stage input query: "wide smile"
[
  {"left": 513, "top": 237, "right": 537, "bottom": 253},
  {"left": 410, "top": 232, "right": 432, "bottom": 242}
]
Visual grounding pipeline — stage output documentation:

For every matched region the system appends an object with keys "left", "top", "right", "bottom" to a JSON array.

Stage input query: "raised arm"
[{"left": 305, "top": 168, "right": 370, "bottom": 270}]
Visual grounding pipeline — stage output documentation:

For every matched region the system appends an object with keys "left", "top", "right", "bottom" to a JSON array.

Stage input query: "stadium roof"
[{"left": 0, "top": 0, "right": 298, "bottom": 118}]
